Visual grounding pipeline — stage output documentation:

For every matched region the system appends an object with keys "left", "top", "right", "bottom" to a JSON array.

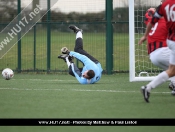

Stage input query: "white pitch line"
[
  {"left": 0, "top": 88, "right": 171, "bottom": 94},
  {"left": 10, "top": 79, "right": 76, "bottom": 81},
  {"left": 0, "top": 79, "right": 119, "bottom": 83}
]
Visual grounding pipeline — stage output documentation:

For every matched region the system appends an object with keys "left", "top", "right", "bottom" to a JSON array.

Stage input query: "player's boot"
[
  {"left": 69, "top": 25, "right": 83, "bottom": 34},
  {"left": 168, "top": 82, "right": 175, "bottom": 90},
  {"left": 168, "top": 82, "right": 175, "bottom": 96},
  {"left": 58, "top": 54, "right": 73, "bottom": 63},
  {"left": 61, "top": 47, "right": 70, "bottom": 54},
  {"left": 141, "top": 86, "right": 150, "bottom": 103},
  {"left": 58, "top": 54, "right": 69, "bottom": 62},
  {"left": 171, "top": 88, "right": 175, "bottom": 96}
]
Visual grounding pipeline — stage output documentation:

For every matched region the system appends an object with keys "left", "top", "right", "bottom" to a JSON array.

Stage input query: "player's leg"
[
  {"left": 166, "top": 40, "right": 175, "bottom": 77},
  {"left": 69, "top": 25, "right": 99, "bottom": 64},
  {"left": 149, "top": 47, "right": 170, "bottom": 70},
  {"left": 150, "top": 47, "right": 175, "bottom": 88},
  {"left": 150, "top": 47, "right": 175, "bottom": 91},
  {"left": 166, "top": 40, "right": 175, "bottom": 94},
  {"left": 141, "top": 40, "right": 175, "bottom": 102},
  {"left": 75, "top": 36, "right": 99, "bottom": 64},
  {"left": 144, "top": 47, "right": 175, "bottom": 92},
  {"left": 58, "top": 54, "right": 83, "bottom": 77},
  {"left": 69, "top": 66, "right": 83, "bottom": 77},
  {"left": 141, "top": 70, "right": 169, "bottom": 102}
]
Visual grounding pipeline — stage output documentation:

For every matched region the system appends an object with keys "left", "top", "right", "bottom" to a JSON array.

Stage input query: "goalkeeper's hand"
[{"left": 61, "top": 47, "right": 70, "bottom": 54}]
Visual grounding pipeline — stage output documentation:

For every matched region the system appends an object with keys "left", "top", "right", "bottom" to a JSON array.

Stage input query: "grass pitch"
[{"left": 0, "top": 74, "right": 175, "bottom": 132}]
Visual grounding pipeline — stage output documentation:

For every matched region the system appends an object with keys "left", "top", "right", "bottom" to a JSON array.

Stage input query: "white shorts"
[
  {"left": 167, "top": 39, "right": 175, "bottom": 65},
  {"left": 150, "top": 47, "right": 170, "bottom": 70}
]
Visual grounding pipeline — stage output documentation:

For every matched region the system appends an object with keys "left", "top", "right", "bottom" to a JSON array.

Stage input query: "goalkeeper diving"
[{"left": 58, "top": 25, "right": 103, "bottom": 84}]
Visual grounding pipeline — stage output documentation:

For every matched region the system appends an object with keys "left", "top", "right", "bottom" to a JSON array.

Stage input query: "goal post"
[
  {"left": 129, "top": 0, "right": 163, "bottom": 82},
  {"left": 129, "top": 0, "right": 136, "bottom": 82}
]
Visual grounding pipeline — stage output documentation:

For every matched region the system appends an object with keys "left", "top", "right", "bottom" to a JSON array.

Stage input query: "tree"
[{"left": 0, "top": 0, "right": 17, "bottom": 22}]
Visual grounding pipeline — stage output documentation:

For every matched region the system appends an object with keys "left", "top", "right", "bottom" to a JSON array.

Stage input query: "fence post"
[
  {"left": 106, "top": 0, "right": 113, "bottom": 74},
  {"left": 17, "top": 0, "right": 21, "bottom": 72},
  {"left": 47, "top": 0, "right": 51, "bottom": 72},
  {"left": 33, "top": 25, "right": 36, "bottom": 71}
]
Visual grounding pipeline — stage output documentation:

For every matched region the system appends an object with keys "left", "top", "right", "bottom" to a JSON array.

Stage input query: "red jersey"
[
  {"left": 147, "top": 18, "right": 168, "bottom": 54},
  {"left": 151, "top": 0, "right": 175, "bottom": 41}
]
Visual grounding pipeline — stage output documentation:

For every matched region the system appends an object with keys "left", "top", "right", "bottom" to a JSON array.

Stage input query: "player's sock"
[
  {"left": 65, "top": 57, "right": 70, "bottom": 68},
  {"left": 76, "top": 31, "right": 82, "bottom": 39},
  {"left": 146, "top": 71, "right": 169, "bottom": 92}
]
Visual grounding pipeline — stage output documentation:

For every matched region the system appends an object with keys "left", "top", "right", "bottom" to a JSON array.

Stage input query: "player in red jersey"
[
  {"left": 140, "top": 8, "right": 175, "bottom": 93},
  {"left": 138, "top": 0, "right": 175, "bottom": 102}
]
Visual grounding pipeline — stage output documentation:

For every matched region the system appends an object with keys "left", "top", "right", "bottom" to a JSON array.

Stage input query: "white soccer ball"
[{"left": 2, "top": 68, "right": 14, "bottom": 80}]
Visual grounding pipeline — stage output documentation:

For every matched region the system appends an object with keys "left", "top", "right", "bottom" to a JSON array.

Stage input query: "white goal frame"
[{"left": 129, "top": 0, "right": 157, "bottom": 82}]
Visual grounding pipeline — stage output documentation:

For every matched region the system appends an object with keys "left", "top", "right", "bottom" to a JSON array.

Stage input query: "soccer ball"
[{"left": 2, "top": 68, "right": 14, "bottom": 80}]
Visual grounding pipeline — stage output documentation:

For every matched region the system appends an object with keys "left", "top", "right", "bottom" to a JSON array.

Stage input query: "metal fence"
[{"left": 0, "top": 0, "right": 129, "bottom": 74}]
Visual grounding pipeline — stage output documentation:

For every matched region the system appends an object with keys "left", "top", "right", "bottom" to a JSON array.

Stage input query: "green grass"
[{"left": 0, "top": 73, "right": 175, "bottom": 132}]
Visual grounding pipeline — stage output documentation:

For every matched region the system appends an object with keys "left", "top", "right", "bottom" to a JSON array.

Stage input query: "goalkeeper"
[
  {"left": 58, "top": 25, "right": 103, "bottom": 84},
  {"left": 139, "top": 8, "right": 175, "bottom": 94}
]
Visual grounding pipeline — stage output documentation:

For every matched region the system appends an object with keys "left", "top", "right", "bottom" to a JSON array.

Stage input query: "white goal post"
[{"left": 129, "top": 0, "right": 163, "bottom": 82}]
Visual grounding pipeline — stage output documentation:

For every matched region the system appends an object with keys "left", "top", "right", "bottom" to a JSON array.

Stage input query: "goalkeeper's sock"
[
  {"left": 65, "top": 57, "right": 71, "bottom": 68},
  {"left": 76, "top": 31, "right": 83, "bottom": 39},
  {"left": 146, "top": 71, "right": 169, "bottom": 92}
]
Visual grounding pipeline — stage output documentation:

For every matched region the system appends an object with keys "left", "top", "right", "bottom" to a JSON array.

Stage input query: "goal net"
[{"left": 129, "top": 0, "right": 163, "bottom": 82}]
